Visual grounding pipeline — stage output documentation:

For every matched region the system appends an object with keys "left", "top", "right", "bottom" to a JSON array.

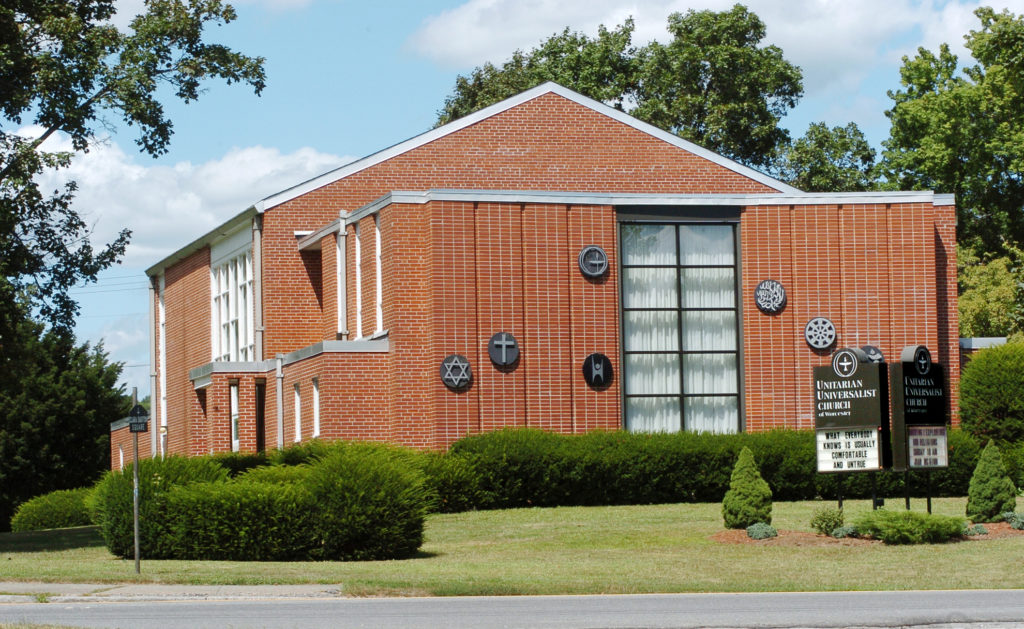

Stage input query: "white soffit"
[{"left": 254, "top": 82, "right": 799, "bottom": 213}]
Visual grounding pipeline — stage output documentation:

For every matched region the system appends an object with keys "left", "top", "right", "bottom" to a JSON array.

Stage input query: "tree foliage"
[
  {"left": 437, "top": 4, "right": 802, "bottom": 169},
  {"left": 880, "top": 7, "right": 1024, "bottom": 253},
  {"left": 721, "top": 446, "right": 772, "bottom": 529},
  {"left": 957, "top": 245, "right": 1024, "bottom": 337},
  {"left": 0, "top": 313, "right": 129, "bottom": 531},
  {"left": 774, "top": 122, "right": 878, "bottom": 192},
  {"left": 966, "top": 440, "right": 1017, "bottom": 523},
  {"left": 960, "top": 339, "right": 1024, "bottom": 443},
  {"left": 0, "top": 0, "right": 266, "bottom": 343}
]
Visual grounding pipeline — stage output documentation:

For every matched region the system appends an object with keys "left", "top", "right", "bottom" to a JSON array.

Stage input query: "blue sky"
[{"left": 49, "top": 0, "right": 1016, "bottom": 397}]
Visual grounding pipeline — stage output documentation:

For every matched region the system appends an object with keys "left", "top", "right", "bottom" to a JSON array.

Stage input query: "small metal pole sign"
[
  {"left": 813, "top": 347, "right": 892, "bottom": 474},
  {"left": 127, "top": 401, "right": 148, "bottom": 575}
]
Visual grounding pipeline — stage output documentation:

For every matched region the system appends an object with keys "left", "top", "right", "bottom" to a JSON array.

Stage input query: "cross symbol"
[{"left": 493, "top": 333, "right": 517, "bottom": 364}]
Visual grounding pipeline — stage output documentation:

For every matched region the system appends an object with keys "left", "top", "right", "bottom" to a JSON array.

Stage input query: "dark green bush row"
[
  {"left": 447, "top": 428, "right": 1020, "bottom": 509},
  {"left": 853, "top": 509, "right": 966, "bottom": 544},
  {"left": 92, "top": 443, "right": 430, "bottom": 561},
  {"left": 9, "top": 487, "right": 94, "bottom": 532}
]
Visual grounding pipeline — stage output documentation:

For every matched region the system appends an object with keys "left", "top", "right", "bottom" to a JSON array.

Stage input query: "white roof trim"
[
  {"left": 254, "top": 82, "right": 798, "bottom": 212},
  {"left": 344, "top": 189, "right": 949, "bottom": 225},
  {"left": 146, "top": 207, "right": 257, "bottom": 277}
]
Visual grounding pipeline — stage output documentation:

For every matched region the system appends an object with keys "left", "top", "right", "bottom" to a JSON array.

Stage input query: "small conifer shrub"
[
  {"left": 966, "top": 440, "right": 1017, "bottom": 523},
  {"left": 746, "top": 522, "right": 777, "bottom": 539},
  {"left": 810, "top": 506, "right": 843, "bottom": 535},
  {"left": 721, "top": 447, "right": 772, "bottom": 529}
]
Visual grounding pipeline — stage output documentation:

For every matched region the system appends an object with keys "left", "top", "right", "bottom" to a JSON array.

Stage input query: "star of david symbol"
[
  {"left": 440, "top": 354, "right": 472, "bottom": 389},
  {"left": 832, "top": 349, "right": 858, "bottom": 378}
]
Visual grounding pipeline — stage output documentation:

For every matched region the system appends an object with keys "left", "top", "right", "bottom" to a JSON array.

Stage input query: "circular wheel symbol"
[{"left": 804, "top": 317, "right": 836, "bottom": 350}]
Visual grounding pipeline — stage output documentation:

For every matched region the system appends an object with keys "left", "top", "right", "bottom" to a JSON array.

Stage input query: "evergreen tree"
[
  {"left": 0, "top": 311, "right": 128, "bottom": 531},
  {"left": 966, "top": 440, "right": 1017, "bottom": 523},
  {"left": 722, "top": 446, "right": 772, "bottom": 529}
]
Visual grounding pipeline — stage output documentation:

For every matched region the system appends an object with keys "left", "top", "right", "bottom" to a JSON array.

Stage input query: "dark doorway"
[{"left": 255, "top": 381, "right": 266, "bottom": 453}]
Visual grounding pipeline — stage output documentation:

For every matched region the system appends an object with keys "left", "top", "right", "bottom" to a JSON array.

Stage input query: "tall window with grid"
[
  {"left": 211, "top": 252, "right": 255, "bottom": 362},
  {"left": 620, "top": 222, "right": 740, "bottom": 434}
]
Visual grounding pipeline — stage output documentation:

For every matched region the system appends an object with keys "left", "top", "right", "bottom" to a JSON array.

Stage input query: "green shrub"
[
  {"left": 235, "top": 464, "right": 312, "bottom": 485},
  {"left": 746, "top": 522, "right": 777, "bottom": 539},
  {"left": 853, "top": 509, "right": 966, "bottom": 544},
  {"left": 267, "top": 439, "right": 335, "bottom": 466},
  {"left": 417, "top": 452, "right": 483, "bottom": 513},
  {"left": 210, "top": 451, "right": 269, "bottom": 477},
  {"left": 966, "top": 440, "right": 1017, "bottom": 523},
  {"left": 831, "top": 525, "right": 858, "bottom": 539},
  {"left": 164, "top": 481, "right": 315, "bottom": 561},
  {"left": 10, "top": 487, "right": 94, "bottom": 532},
  {"left": 810, "top": 506, "right": 844, "bottom": 535},
  {"left": 92, "top": 456, "right": 229, "bottom": 559},
  {"left": 960, "top": 341, "right": 1024, "bottom": 442},
  {"left": 304, "top": 444, "right": 430, "bottom": 561},
  {"left": 722, "top": 447, "right": 772, "bottom": 529},
  {"left": 963, "top": 523, "right": 988, "bottom": 536}
]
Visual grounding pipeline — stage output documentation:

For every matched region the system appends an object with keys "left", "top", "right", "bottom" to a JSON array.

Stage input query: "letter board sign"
[
  {"left": 890, "top": 345, "right": 949, "bottom": 471},
  {"left": 813, "top": 347, "right": 891, "bottom": 473}
]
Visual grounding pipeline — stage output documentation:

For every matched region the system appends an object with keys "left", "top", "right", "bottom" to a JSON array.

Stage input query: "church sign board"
[
  {"left": 890, "top": 345, "right": 949, "bottom": 471},
  {"left": 813, "top": 348, "right": 891, "bottom": 473}
]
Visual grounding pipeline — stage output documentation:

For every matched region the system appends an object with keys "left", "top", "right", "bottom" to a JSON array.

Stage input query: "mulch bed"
[{"left": 711, "top": 521, "right": 1024, "bottom": 546}]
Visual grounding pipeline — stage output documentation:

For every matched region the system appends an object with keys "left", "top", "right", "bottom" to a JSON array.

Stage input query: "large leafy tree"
[
  {"left": 437, "top": 4, "right": 802, "bottom": 169},
  {"left": 0, "top": 0, "right": 265, "bottom": 346},
  {"left": 880, "top": 7, "right": 1024, "bottom": 254},
  {"left": 0, "top": 310, "right": 129, "bottom": 530},
  {"left": 957, "top": 245, "right": 1024, "bottom": 338},
  {"left": 774, "top": 122, "right": 878, "bottom": 192}
]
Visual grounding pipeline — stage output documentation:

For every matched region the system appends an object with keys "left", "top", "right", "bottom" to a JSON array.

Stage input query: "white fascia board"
[
  {"left": 256, "top": 82, "right": 799, "bottom": 213},
  {"left": 146, "top": 207, "right": 257, "bottom": 277},
  {"left": 344, "top": 189, "right": 947, "bottom": 224},
  {"left": 296, "top": 219, "right": 343, "bottom": 252}
]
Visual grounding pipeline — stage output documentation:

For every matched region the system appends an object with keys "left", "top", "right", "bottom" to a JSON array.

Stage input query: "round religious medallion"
[
  {"left": 488, "top": 332, "right": 520, "bottom": 366},
  {"left": 832, "top": 348, "right": 859, "bottom": 378},
  {"left": 578, "top": 245, "right": 609, "bottom": 278},
  {"left": 754, "top": 279, "right": 787, "bottom": 314},
  {"left": 582, "top": 353, "right": 613, "bottom": 388},
  {"left": 440, "top": 354, "right": 472, "bottom": 390},
  {"left": 914, "top": 345, "right": 932, "bottom": 375},
  {"left": 861, "top": 345, "right": 885, "bottom": 363},
  {"left": 804, "top": 317, "right": 836, "bottom": 350}
]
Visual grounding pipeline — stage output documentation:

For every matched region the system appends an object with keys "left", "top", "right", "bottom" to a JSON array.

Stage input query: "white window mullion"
[{"left": 374, "top": 215, "right": 383, "bottom": 333}]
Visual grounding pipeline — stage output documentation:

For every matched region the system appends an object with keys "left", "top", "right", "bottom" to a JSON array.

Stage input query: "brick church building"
[{"left": 110, "top": 82, "right": 958, "bottom": 468}]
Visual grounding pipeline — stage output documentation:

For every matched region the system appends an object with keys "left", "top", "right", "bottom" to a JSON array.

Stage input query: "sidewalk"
[{"left": 0, "top": 581, "right": 344, "bottom": 603}]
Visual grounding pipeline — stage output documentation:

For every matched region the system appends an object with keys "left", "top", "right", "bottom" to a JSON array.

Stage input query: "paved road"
[{"left": 1, "top": 586, "right": 1024, "bottom": 628}]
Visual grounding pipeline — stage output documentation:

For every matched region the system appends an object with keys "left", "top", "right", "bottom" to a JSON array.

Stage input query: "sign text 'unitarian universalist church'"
[{"left": 813, "top": 348, "right": 891, "bottom": 473}]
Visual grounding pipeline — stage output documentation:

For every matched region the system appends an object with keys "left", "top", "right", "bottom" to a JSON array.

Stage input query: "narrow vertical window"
[
  {"left": 211, "top": 252, "right": 255, "bottom": 361},
  {"left": 312, "top": 377, "right": 320, "bottom": 437},
  {"left": 354, "top": 223, "right": 363, "bottom": 338},
  {"left": 293, "top": 383, "right": 301, "bottom": 442},
  {"left": 118, "top": 446, "right": 124, "bottom": 470},
  {"left": 374, "top": 215, "right": 383, "bottom": 333},
  {"left": 621, "top": 222, "right": 739, "bottom": 434},
  {"left": 229, "top": 381, "right": 240, "bottom": 452}
]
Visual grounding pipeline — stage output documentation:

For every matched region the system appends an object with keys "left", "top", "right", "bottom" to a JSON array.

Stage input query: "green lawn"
[{"left": 1, "top": 498, "right": 1021, "bottom": 595}]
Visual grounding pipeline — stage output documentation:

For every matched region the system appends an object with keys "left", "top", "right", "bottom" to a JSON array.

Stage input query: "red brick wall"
[
  {"left": 740, "top": 202, "right": 960, "bottom": 431},
  {"left": 110, "top": 426, "right": 151, "bottom": 471},
  {"left": 162, "top": 247, "right": 211, "bottom": 456},
  {"left": 262, "top": 92, "right": 777, "bottom": 360}
]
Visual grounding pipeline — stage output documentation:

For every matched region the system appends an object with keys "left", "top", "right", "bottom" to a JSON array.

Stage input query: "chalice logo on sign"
[
  {"left": 577, "top": 246, "right": 609, "bottom": 279},
  {"left": 914, "top": 346, "right": 932, "bottom": 375},
  {"left": 832, "top": 348, "right": 859, "bottom": 378}
]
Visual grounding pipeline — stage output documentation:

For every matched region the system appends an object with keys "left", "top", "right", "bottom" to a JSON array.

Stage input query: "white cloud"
[
  {"left": 28, "top": 131, "right": 348, "bottom": 267},
  {"left": 407, "top": 0, "right": 1020, "bottom": 134}
]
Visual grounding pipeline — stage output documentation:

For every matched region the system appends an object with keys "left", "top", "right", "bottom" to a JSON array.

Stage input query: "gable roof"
[{"left": 253, "top": 82, "right": 799, "bottom": 213}]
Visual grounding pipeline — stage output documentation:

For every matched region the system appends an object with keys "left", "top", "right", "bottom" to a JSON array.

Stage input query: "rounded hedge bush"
[
  {"left": 809, "top": 506, "right": 844, "bottom": 535},
  {"left": 722, "top": 446, "right": 772, "bottom": 529},
  {"left": 853, "top": 509, "right": 966, "bottom": 544},
  {"left": 961, "top": 341, "right": 1024, "bottom": 442},
  {"left": 966, "top": 440, "right": 1017, "bottom": 523},
  {"left": 92, "top": 456, "right": 229, "bottom": 558},
  {"left": 10, "top": 487, "right": 94, "bottom": 532},
  {"left": 235, "top": 464, "right": 312, "bottom": 485},
  {"left": 305, "top": 444, "right": 430, "bottom": 561}
]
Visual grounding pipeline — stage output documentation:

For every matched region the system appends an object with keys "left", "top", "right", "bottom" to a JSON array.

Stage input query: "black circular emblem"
[
  {"left": 488, "top": 332, "right": 520, "bottom": 366},
  {"left": 832, "top": 349, "right": 859, "bottom": 378},
  {"left": 861, "top": 345, "right": 885, "bottom": 363},
  {"left": 804, "top": 317, "right": 836, "bottom": 350},
  {"left": 754, "top": 280, "right": 786, "bottom": 314},
  {"left": 578, "top": 245, "right": 609, "bottom": 278},
  {"left": 582, "top": 353, "right": 613, "bottom": 388},
  {"left": 914, "top": 346, "right": 932, "bottom": 375},
  {"left": 440, "top": 354, "right": 472, "bottom": 390}
]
